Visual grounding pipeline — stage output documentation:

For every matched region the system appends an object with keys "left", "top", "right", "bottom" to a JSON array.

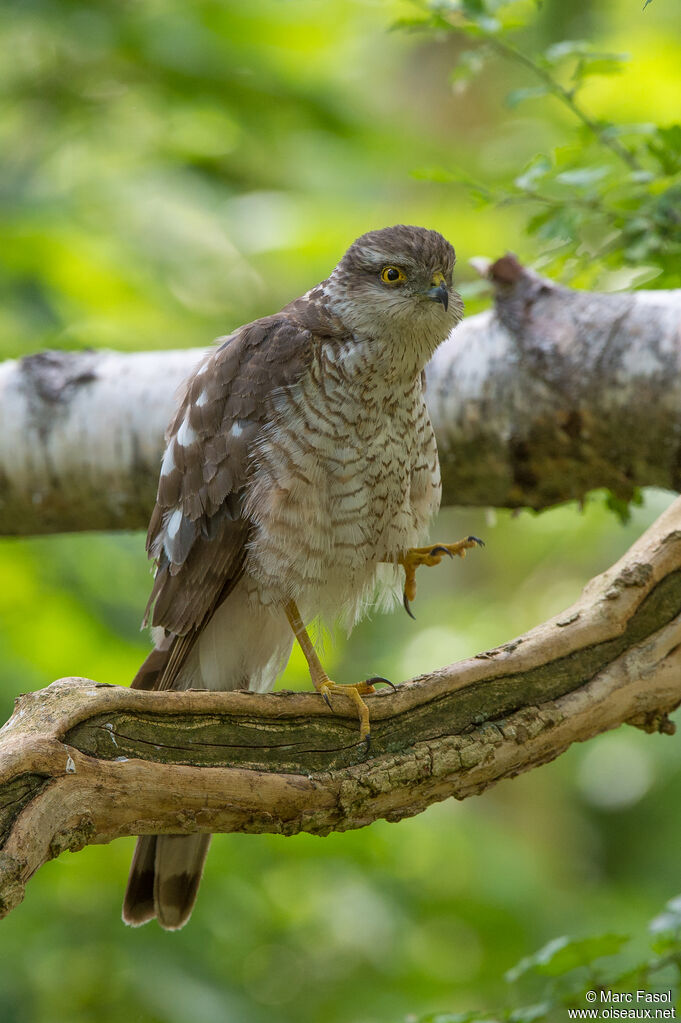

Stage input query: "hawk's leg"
[
  {"left": 283, "top": 599, "right": 392, "bottom": 746},
  {"left": 398, "top": 535, "right": 484, "bottom": 619}
]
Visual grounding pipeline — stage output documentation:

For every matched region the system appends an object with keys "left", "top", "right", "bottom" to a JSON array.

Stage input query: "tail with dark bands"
[{"left": 122, "top": 834, "right": 212, "bottom": 930}]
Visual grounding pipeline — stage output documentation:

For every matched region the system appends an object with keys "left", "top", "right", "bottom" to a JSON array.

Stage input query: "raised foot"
[
  {"left": 400, "top": 535, "right": 484, "bottom": 619},
  {"left": 319, "top": 676, "right": 396, "bottom": 748}
]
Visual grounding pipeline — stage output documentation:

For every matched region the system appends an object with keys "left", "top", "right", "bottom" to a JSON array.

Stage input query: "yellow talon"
[
  {"left": 320, "top": 679, "right": 375, "bottom": 740},
  {"left": 398, "top": 535, "right": 484, "bottom": 619}
]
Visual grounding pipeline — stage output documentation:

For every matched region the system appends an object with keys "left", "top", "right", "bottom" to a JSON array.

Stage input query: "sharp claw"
[
  {"left": 366, "top": 676, "right": 397, "bottom": 691},
  {"left": 363, "top": 733, "right": 372, "bottom": 757},
  {"left": 430, "top": 545, "right": 454, "bottom": 559},
  {"left": 403, "top": 592, "right": 416, "bottom": 620},
  {"left": 322, "top": 691, "right": 333, "bottom": 710},
  {"left": 467, "top": 535, "right": 485, "bottom": 547}
]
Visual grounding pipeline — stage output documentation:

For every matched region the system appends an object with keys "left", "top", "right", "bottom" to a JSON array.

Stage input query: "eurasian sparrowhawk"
[{"left": 123, "top": 225, "right": 482, "bottom": 930}]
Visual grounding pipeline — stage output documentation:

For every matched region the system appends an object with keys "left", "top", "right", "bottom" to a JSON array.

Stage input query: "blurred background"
[{"left": 1, "top": 1, "right": 680, "bottom": 1021}]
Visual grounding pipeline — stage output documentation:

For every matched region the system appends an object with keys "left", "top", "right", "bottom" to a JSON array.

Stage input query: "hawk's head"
[{"left": 323, "top": 225, "right": 463, "bottom": 374}]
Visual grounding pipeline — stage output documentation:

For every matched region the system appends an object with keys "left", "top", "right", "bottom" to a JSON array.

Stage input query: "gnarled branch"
[
  {"left": 1, "top": 257, "right": 680, "bottom": 535},
  {"left": 2, "top": 496, "right": 681, "bottom": 919}
]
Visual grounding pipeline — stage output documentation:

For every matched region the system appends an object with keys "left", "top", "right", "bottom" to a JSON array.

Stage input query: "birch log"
[
  {"left": 1, "top": 256, "right": 680, "bottom": 536},
  {"left": 1, "top": 495, "right": 680, "bottom": 919}
]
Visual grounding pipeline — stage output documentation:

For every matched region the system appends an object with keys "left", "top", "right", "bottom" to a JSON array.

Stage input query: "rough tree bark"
[
  {"left": 2, "top": 496, "right": 680, "bottom": 919},
  {"left": 1, "top": 256, "right": 680, "bottom": 535}
]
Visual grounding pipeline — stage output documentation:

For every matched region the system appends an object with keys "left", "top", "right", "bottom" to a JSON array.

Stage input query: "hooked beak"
[{"left": 426, "top": 272, "right": 449, "bottom": 311}]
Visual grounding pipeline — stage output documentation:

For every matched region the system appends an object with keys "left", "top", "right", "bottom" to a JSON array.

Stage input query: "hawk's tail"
[
  {"left": 122, "top": 834, "right": 212, "bottom": 930},
  {"left": 130, "top": 644, "right": 171, "bottom": 690}
]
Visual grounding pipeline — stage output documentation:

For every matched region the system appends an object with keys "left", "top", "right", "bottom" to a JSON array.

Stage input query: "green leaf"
[
  {"left": 543, "top": 39, "right": 590, "bottom": 64},
  {"left": 573, "top": 54, "right": 628, "bottom": 81},
  {"left": 506, "top": 934, "right": 629, "bottom": 982},
  {"left": 555, "top": 166, "right": 609, "bottom": 186},
  {"left": 650, "top": 895, "right": 681, "bottom": 935},
  {"left": 527, "top": 208, "right": 578, "bottom": 243},
  {"left": 425, "top": 0, "right": 465, "bottom": 15},
  {"left": 460, "top": 0, "right": 487, "bottom": 14},
  {"left": 601, "top": 121, "right": 657, "bottom": 139},
  {"left": 496, "top": 0, "right": 539, "bottom": 31},
  {"left": 596, "top": 266, "right": 662, "bottom": 291},
  {"left": 629, "top": 170, "right": 655, "bottom": 184},
  {"left": 514, "top": 155, "right": 551, "bottom": 191},
  {"left": 526, "top": 208, "right": 559, "bottom": 233},
  {"left": 647, "top": 125, "right": 681, "bottom": 174},
  {"left": 542, "top": 40, "right": 628, "bottom": 77},
  {"left": 506, "top": 85, "right": 551, "bottom": 108},
  {"left": 657, "top": 124, "right": 681, "bottom": 153},
  {"left": 509, "top": 1004, "right": 551, "bottom": 1023},
  {"left": 460, "top": 0, "right": 500, "bottom": 28},
  {"left": 650, "top": 934, "right": 681, "bottom": 956}
]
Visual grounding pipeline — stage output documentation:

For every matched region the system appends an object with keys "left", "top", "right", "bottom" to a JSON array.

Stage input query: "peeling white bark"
[
  {"left": 0, "top": 348, "right": 205, "bottom": 534},
  {"left": 1, "top": 257, "right": 680, "bottom": 535}
]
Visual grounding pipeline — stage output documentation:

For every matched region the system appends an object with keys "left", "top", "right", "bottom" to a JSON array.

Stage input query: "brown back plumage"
[
  {"left": 125, "top": 310, "right": 323, "bottom": 927},
  {"left": 137, "top": 313, "right": 318, "bottom": 690},
  {"left": 124, "top": 224, "right": 459, "bottom": 930}
]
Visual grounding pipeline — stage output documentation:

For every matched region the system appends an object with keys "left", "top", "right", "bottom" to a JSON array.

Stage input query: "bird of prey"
[{"left": 122, "top": 224, "right": 482, "bottom": 930}]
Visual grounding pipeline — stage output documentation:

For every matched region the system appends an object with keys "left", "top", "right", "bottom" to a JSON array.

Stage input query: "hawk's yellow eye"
[{"left": 380, "top": 266, "right": 405, "bottom": 284}]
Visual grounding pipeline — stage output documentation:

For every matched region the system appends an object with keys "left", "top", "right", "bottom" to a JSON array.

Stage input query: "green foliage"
[
  {"left": 505, "top": 933, "right": 630, "bottom": 982},
  {"left": 414, "top": 898, "right": 681, "bottom": 1022},
  {"left": 405, "top": 0, "right": 681, "bottom": 287},
  {"left": 1, "top": 0, "right": 496, "bottom": 359}
]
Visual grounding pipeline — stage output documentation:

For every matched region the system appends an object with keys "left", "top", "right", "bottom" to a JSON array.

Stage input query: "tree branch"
[
  {"left": 2, "top": 496, "right": 681, "bottom": 919},
  {"left": 2, "top": 257, "right": 680, "bottom": 535}
]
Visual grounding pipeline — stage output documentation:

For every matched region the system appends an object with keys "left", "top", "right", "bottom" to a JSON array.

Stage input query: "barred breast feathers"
[{"left": 242, "top": 328, "right": 442, "bottom": 629}]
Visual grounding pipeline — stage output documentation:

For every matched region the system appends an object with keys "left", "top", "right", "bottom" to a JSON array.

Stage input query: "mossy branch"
[{"left": 2, "top": 497, "right": 681, "bottom": 919}]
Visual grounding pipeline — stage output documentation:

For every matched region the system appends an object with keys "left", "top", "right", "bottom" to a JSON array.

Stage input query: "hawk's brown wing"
[{"left": 133, "top": 314, "right": 314, "bottom": 691}]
